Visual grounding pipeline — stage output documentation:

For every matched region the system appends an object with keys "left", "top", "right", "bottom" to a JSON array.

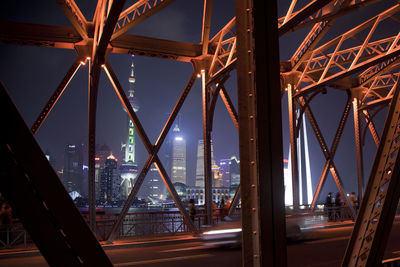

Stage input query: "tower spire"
[{"left": 128, "top": 55, "right": 135, "bottom": 97}]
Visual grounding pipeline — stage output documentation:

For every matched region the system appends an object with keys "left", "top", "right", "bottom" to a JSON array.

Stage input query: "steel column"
[
  {"left": 201, "top": 69, "right": 213, "bottom": 225},
  {"left": 353, "top": 97, "right": 365, "bottom": 202},
  {"left": 288, "top": 84, "right": 300, "bottom": 209},
  {"left": 236, "top": 0, "right": 286, "bottom": 266},
  {"left": 88, "top": 57, "right": 99, "bottom": 231},
  {"left": 342, "top": 74, "right": 400, "bottom": 267},
  {"left": 87, "top": 0, "right": 127, "bottom": 231}
]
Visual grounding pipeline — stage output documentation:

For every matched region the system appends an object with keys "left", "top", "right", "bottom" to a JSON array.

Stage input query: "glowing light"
[
  {"left": 68, "top": 145, "right": 75, "bottom": 148},
  {"left": 86, "top": 57, "right": 91, "bottom": 60},
  {"left": 175, "top": 137, "right": 183, "bottom": 141},
  {"left": 204, "top": 228, "right": 242, "bottom": 235},
  {"left": 95, "top": 157, "right": 100, "bottom": 161},
  {"left": 197, "top": 73, "right": 201, "bottom": 78},
  {"left": 101, "top": 64, "right": 105, "bottom": 68},
  {"left": 80, "top": 61, "right": 86, "bottom": 66}
]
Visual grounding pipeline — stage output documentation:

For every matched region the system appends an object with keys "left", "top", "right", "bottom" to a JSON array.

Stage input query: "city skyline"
[{"left": 0, "top": 0, "right": 391, "bottom": 202}]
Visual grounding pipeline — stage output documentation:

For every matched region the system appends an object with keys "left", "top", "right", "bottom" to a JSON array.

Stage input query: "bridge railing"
[
  {"left": 0, "top": 222, "right": 27, "bottom": 249},
  {"left": 0, "top": 204, "right": 397, "bottom": 248},
  {"left": 90, "top": 208, "right": 241, "bottom": 240}
]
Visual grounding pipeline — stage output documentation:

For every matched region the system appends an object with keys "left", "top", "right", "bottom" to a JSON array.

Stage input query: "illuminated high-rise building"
[
  {"left": 120, "top": 55, "right": 139, "bottom": 200},
  {"left": 171, "top": 124, "right": 186, "bottom": 184},
  {"left": 99, "top": 153, "right": 121, "bottom": 204},
  {"left": 218, "top": 159, "right": 232, "bottom": 188},
  {"left": 195, "top": 139, "right": 216, "bottom": 187},
  {"left": 63, "top": 143, "right": 84, "bottom": 194}
]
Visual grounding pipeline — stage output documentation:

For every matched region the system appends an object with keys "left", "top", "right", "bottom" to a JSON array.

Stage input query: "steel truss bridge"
[{"left": 0, "top": 0, "right": 400, "bottom": 266}]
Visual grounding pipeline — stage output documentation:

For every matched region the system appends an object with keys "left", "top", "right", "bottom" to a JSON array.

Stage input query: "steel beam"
[
  {"left": 56, "top": 0, "right": 88, "bottom": 40},
  {"left": 278, "top": 0, "right": 333, "bottom": 36},
  {"left": 0, "top": 21, "right": 80, "bottom": 49},
  {"left": 342, "top": 72, "right": 400, "bottom": 267},
  {"left": 236, "top": 0, "right": 286, "bottom": 266},
  {"left": 363, "top": 110, "right": 380, "bottom": 147},
  {"left": 201, "top": 0, "right": 213, "bottom": 56},
  {"left": 288, "top": 84, "right": 300, "bottom": 209},
  {"left": 219, "top": 85, "right": 239, "bottom": 130},
  {"left": 201, "top": 69, "right": 213, "bottom": 225},
  {"left": 280, "top": 0, "right": 381, "bottom": 35},
  {"left": 31, "top": 57, "right": 83, "bottom": 135},
  {"left": 111, "top": 34, "right": 202, "bottom": 61},
  {"left": 301, "top": 96, "right": 355, "bottom": 216},
  {"left": 310, "top": 91, "right": 353, "bottom": 210},
  {"left": 353, "top": 97, "right": 365, "bottom": 202},
  {"left": 104, "top": 62, "right": 197, "bottom": 241},
  {"left": 0, "top": 83, "right": 112, "bottom": 266},
  {"left": 112, "top": 0, "right": 175, "bottom": 40}
]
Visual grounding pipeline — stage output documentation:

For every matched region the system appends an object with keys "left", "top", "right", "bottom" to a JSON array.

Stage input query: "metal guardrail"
[
  {"left": 0, "top": 224, "right": 27, "bottom": 248},
  {"left": 0, "top": 204, "right": 398, "bottom": 248},
  {"left": 90, "top": 208, "right": 241, "bottom": 240}
]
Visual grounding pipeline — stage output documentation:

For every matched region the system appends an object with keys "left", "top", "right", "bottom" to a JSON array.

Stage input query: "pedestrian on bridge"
[
  {"left": 188, "top": 199, "right": 196, "bottom": 222},
  {"left": 325, "top": 192, "right": 333, "bottom": 221}
]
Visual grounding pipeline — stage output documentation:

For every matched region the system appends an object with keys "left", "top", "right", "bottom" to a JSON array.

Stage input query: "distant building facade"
[
  {"left": 195, "top": 140, "right": 216, "bottom": 187},
  {"left": 171, "top": 124, "right": 186, "bottom": 184},
  {"left": 186, "top": 186, "right": 230, "bottom": 205},
  {"left": 99, "top": 154, "right": 121, "bottom": 204},
  {"left": 63, "top": 144, "right": 84, "bottom": 194}
]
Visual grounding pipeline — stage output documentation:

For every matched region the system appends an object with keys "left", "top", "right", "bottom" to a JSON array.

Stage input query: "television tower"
[{"left": 120, "top": 55, "right": 139, "bottom": 200}]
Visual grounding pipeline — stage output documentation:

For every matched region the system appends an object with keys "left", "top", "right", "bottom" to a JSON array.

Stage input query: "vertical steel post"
[
  {"left": 353, "top": 97, "right": 364, "bottom": 202},
  {"left": 201, "top": 69, "right": 213, "bottom": 225},
  {"left": 88, "top": 58, "right": 97, "bottom": 232},
  {"left": 236, "top": 0, "right": 286, "bottom": 266},
  {"left": 288, "top": 84, "right": 300, "bottom": 209}
]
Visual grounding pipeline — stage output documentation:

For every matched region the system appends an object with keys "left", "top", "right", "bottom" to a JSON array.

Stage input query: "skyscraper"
[
  {"left": 120, "top": 55, "right": 139, "bottom": 200},
  {"left": 219, "top": 158, "right": 232, "bottom": 188},
  {"left": 95, "top": 144, "right": 111, "bottom": 201},
  {"left": 99, "top": 153, "right": 121, "bottom": 204},
  {"left": 141, "top": 166, "right": 164, "bottom": 200},
  {"left": 195, "top": 139, "right": 216, "bottom": 187},
  {"left": 229, "top": 156, "right": 240, "bottom": 189},
  {"left": 63, "top": 144, "right": 84, "bottom": 194},
  {"left": 171, "top": 124, "right": 186, "bottom": 184}
]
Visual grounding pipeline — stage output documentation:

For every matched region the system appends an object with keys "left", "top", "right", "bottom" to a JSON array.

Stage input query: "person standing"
[
  {"left": 325, "top": 192, "right": 333, "bottom": 221},
  {"left": 188, "top": 199, "right": 196, "bottom": 222}
]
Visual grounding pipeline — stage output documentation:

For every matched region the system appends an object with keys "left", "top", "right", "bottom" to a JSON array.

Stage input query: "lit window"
[
  {"left": 129, "top": 121, "right": 133, "bottom": 127},
  {"left": 129, "top": 145, "right": 133, "bottom": 152},
  {"left": 129, "top": 137, "right": 134, "bottom": 144},
  {"left": 129, "top": 128, "right": 134, "bottom": 135}
]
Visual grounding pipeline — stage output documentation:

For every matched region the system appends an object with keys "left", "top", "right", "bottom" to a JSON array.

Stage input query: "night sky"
[{"left": 0, "top": 0, "right": 397, "bottom": 199}]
